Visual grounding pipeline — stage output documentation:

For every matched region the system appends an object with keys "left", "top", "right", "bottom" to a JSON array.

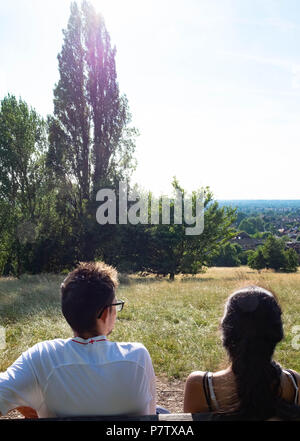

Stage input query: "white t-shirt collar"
[{"left": 71, "top": 335, "right": 107, "bottom": 345}]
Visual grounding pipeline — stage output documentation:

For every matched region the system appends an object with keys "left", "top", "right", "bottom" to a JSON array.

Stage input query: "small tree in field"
[
  {"left": 283, "top": 248, "right": 299, "bottom": 273},
  {"left": 248, "top": 247, "right": 266, "bottom": 271},
  {"left": 263, "top": 235, "right": 286, "bottom": 271},
  {"left": 118, "top": 181, "right": 237, "bottom": 280},
  {"left": 247, "top": 235, "right": 298, "bottom": 273}
]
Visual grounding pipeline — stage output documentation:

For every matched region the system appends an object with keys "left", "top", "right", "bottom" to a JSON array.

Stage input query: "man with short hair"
[{"left": 0, "top": 261, "right": 156, "bottom": 417}]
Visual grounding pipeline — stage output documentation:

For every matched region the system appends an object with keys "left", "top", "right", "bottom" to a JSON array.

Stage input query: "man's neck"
[{"left": 73, "top": 331, "right": 107, "bottom": 339}]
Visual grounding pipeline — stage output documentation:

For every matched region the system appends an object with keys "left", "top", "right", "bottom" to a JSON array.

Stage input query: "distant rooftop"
[{"left": 217, "top": 200, "right": 300, "bottom": 210}]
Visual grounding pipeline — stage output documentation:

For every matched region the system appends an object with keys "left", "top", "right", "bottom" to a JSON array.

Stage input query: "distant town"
[{"left": 216, "top": 200, "right": 300, "bottom": 265}]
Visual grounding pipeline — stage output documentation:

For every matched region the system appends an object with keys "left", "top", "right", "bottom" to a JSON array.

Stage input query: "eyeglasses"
[{"left": 97, "top": 300, "right": 125, "bottom": 319}]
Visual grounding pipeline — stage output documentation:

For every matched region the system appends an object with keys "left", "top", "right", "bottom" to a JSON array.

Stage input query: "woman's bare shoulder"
[
  {"left": 184, "top": 371, "right": 208, "bottom": 413},
  {"left": 286, "top": 368, "right": 300, "bottom": 383},
  {"left": 281, "top": 368, "right": 300, "bottom": 405},
  {"left": 282, "top": 368, "right": 300, "bottom": 381},
  {"left": 185, "top": 371, "right": 206, "bottom": 384}
]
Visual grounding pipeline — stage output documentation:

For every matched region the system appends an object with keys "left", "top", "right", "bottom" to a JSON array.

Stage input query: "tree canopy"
[{"left": 248, "top": 235, "right": 299, "bottom": 273}]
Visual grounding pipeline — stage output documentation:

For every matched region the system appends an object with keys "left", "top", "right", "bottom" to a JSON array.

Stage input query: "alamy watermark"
[
  {"left": 95, "top": 182, "right": 204, "bottom": 235},
  {"left": 291, "top": 325, "right": 300, "bottom": 350},
  {"left": 0, "top": 326, "right": 6, "bottom": 350}
]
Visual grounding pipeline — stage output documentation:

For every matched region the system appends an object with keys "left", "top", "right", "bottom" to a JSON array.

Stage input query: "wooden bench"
[
  {"left": 4, "top": 413, "right": 284, "bottom": 421},
  {"left": 3, "top": 413, "right": 213, "bottom": 421}
]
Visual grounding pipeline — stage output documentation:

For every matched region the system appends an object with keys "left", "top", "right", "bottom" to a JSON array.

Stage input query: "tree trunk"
[{"left": 169, "top": 272, "right": 175, "bottom": 281}]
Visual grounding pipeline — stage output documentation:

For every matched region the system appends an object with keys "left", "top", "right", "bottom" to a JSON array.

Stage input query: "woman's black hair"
[{"left": 217, "top": 285, "right": 300, "bottom": 421}]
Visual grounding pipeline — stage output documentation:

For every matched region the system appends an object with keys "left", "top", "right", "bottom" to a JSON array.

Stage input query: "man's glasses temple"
[{"left": 97, "top": 300, "right": 125, "bottom": 319}]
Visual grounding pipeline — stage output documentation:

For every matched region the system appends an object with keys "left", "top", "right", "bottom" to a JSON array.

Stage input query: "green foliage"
[
  {"left": 212, "top": 243, "right": 242, "bottom": 267},
  {"left": 0, "top": 95, "right": 50, "bottom": 275},
  {"left": 0, "top": 94, "right": 47, "bottom": 209},
  {"left": 248, "top": 235, "right": 298, "bottom": 273},
  {"left": 263, "top": 235, "right": 286, "bottom": 271},
  {"left": 235, "top": 211, "right": 247, "bottom": 225},
  {"left": 252, "top": 231, "right": 272, "bottom": 240},
  {"left": 248, "top": 247, "right": 266, "bottom": 271},
  {"left": 239, "top": 249, "right": 254, "bottom": 265},
  {"left": 118, "top": 180, "right": 237, "bottom": 279},
  {"left": 283, "top": 248, "right": 299, "bottom": 273},
  {"left": 239, "top": 216, "right": 265, "bottom": 235}
]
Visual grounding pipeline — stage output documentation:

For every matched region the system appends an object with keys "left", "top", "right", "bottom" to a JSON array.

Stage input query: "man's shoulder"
[
  {"left": 115, "top": 341, "right": 146, "bottom": 349},
  {"left": 114, "top": 341, "right": 149, "bottom": 353},
  {"left": 113, "top": 341, "right": 152, "bottom": 362},
  {"left": 34, "top": 337, "right": 69, "bottom": 348},
  {"left": 24, "top": 338, "right": 70, "bottom": 358}
]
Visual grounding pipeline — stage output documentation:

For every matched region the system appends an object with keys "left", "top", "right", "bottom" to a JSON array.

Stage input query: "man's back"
[{"left": 0, "top": 336, "right": 156, "bottom": 417}]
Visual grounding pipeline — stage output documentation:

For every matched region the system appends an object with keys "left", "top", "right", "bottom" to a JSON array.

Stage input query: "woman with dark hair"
[{"left": 183, "top": 285, "right": 300, "bottom": 420}]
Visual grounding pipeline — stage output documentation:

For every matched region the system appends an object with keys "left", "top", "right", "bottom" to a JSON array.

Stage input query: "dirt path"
[
  {"left": 0, "top": 377, "right": 185, "bottom": 419},
  {"left": 156, "top": 377, "right": 185, "bottom": 413}
]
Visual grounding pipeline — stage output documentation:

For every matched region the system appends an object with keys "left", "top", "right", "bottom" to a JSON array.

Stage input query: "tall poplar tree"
[{"left": 48, "top": 0, "right": 137, "bottom": 208}]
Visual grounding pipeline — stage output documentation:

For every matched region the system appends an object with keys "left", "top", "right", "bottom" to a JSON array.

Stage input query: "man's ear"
[{"left": 99, "top": 307, "right": 109, "bottom": 323}]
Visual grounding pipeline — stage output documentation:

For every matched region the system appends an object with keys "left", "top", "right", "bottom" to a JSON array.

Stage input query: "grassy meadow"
[{"left": 1, "top": 266, "right": 300, "bottom": 380}]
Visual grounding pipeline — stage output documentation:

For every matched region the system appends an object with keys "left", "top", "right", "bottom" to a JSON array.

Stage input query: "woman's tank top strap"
[
  {"left": 203, "top": 371, "right": 220, "bottom": 411},
  {"left": 283, "top": 369, "right": 299, "bottom": 405},
  {"left": 203, "top": 371, "right": 213, "bottom": 412},
  {"left": 207, "top": 372, "right": 220, "bottom": 410}
]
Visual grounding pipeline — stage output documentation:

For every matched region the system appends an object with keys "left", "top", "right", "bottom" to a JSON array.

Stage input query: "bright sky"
[{"left": 1, "top": 0, "right": 300, "bottom": 199}]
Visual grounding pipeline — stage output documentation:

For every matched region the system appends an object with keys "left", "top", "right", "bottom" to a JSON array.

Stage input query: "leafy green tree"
[
  {"left": 236, "top": 211, "right": 247, "bottom": 226},
  {"left": 119, "top": 181, "right": 237, "bottom": 280},
  {"left": 239, "top": 249, "right": 254, "bottom": 266},
  {"left": 212, "top": 243, "right": 241, "bottom": 267},
  {"left": 248, "top": 247, "right": 266, "bottom": 271},
  {"left": 282, "top": 248, "right": 299, "bottom": 273},
  {"left": 239, "top": 216, "right": 265, "bottom": 235},
  {"left": 252, "top": 231, "right": 271, "bottom": 240},
  {"left": 247, "top": 235, "right": 298, "bottom": 273},
  {"left": 263, "top": 235, "right": 286, "bottom": 271},
  {"left": 0, "top": 95, "right": 48, "bottom": 275}
]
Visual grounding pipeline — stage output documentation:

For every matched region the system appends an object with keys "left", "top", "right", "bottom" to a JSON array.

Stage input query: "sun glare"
[{"left": 90, "top": 0, "right": 143, "bottom": 26}]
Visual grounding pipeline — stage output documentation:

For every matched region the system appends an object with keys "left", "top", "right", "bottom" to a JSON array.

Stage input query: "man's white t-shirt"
[{"left": 0, "top": 336, "right": 156, "bottom": 417}]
